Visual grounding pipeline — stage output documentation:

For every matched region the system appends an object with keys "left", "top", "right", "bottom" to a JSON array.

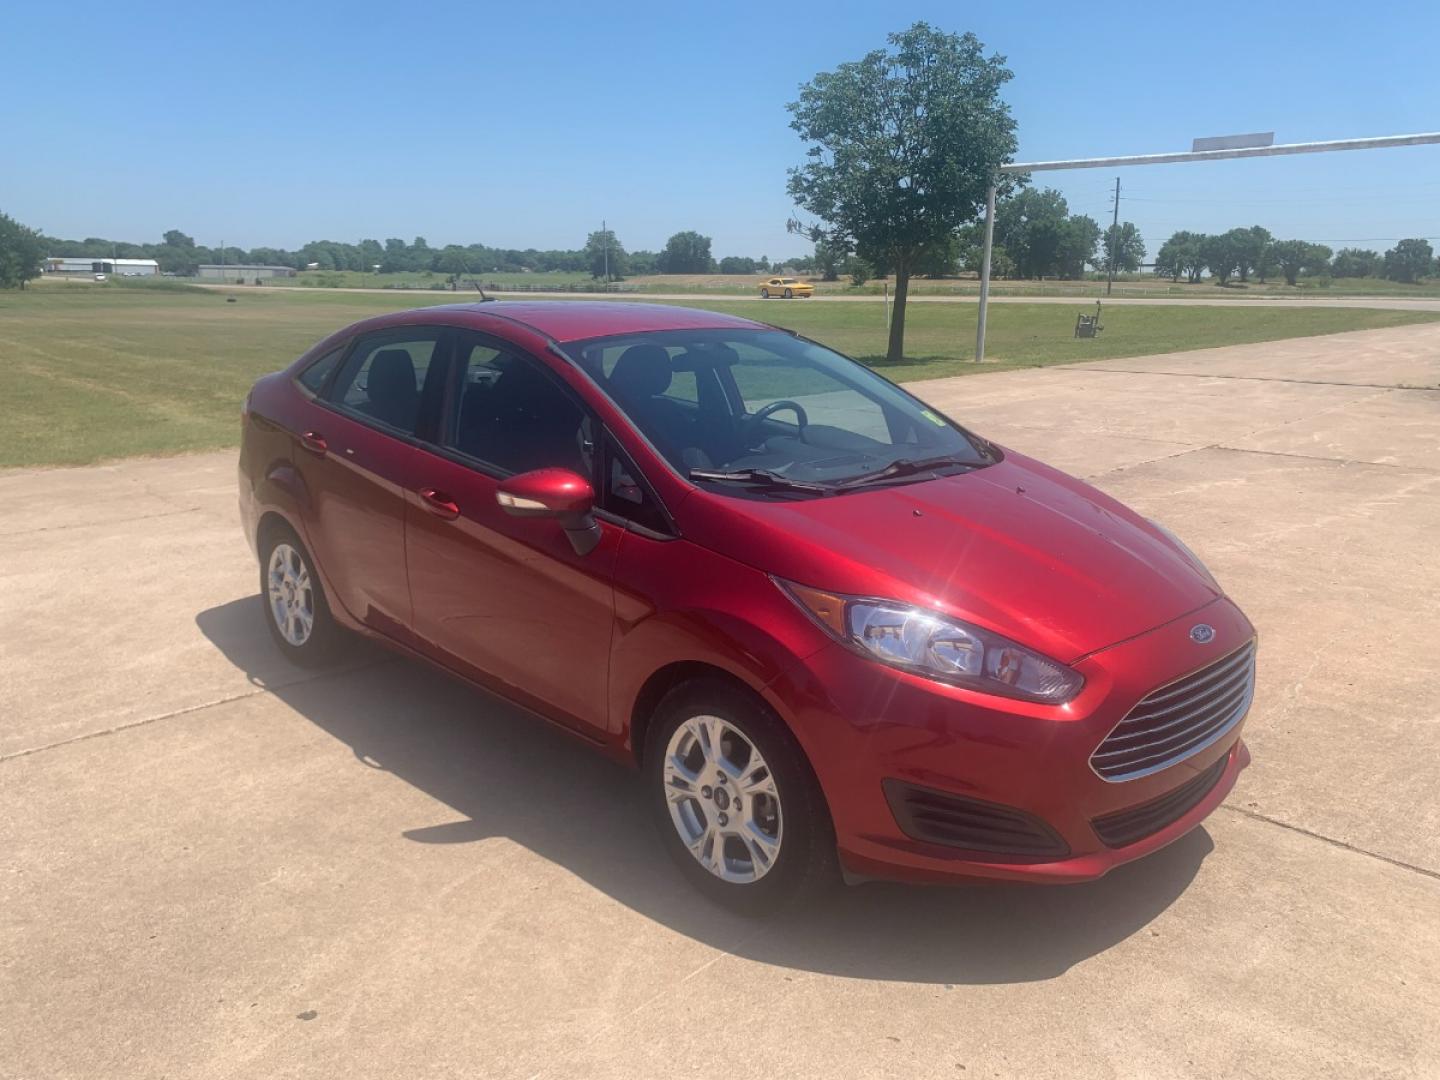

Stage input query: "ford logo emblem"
[{"left": 1189, "top": 624, "right": 1216, "bottom": 644}]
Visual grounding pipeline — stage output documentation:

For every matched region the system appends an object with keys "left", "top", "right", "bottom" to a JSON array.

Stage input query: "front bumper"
[{"left": 772, "top": 596, "right": 1255, "bottom": 885}]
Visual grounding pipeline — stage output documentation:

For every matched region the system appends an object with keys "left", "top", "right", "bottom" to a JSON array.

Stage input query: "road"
[
  {"left": 3, "top": 323, "right": 1439, "bottom": 1078},
  {"left": 186, "top": 281, "right": 1440, "bottom": 311}
]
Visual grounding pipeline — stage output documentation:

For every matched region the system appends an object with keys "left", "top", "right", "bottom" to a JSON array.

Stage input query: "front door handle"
[
  {"left": 300, "top": 431, "right": 328, "bottom": 455},
  {"left": 419, "top": 488, "right": 460, "bottom": 520}
]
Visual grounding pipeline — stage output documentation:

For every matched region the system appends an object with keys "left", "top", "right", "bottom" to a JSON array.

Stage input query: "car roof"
[{"left": 404, "top": 300, "right": 771, "bottom": 343}]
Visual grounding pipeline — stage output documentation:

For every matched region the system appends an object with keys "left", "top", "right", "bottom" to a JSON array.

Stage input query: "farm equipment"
[{"left": 1074, "top": 300, "right": 1103, "bottom": 338}]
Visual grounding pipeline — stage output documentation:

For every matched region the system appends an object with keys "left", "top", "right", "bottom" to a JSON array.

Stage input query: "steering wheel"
[{"left": 742, "top": 399, "right": 809, "bottom": 446}]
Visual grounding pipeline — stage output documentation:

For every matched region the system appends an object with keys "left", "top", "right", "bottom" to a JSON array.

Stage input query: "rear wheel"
[
  {"left": 645, "top": 678, "right": 838, "bottom": 914},
  {"left": 783, "top": 288, "right": 793, "bottom": 299},
  {"left": 260, "top": 524, "right": 344, "bottom": 666}
]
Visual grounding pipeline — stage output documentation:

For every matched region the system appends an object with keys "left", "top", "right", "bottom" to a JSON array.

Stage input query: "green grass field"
[{"left": 3, "top": 283, "right": 1437, "bottom": 468}]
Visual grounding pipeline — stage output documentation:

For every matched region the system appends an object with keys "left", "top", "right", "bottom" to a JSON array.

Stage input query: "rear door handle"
[
  {"left": 419, "top": 488, "right": 460, "bottom": 520},
  {"left": 300, "top": 431, "right": 328, "bottom": 455}
]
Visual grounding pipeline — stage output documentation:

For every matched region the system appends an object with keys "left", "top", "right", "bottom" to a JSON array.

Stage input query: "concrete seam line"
[
  {"left": 1079, "top": 367, "right": 1430, "bottom": 392},
  {"left": 1203, "top": 444, "right": 1440, "bottom": 475},
  {"left": 1220, "top": 804, "right": 1440, "bottom": 884},
  {"left": 0, "top": 660, "right": 388, "bottom": 765},
  {"left": 0, "top": 506, "right": 199, "bottom": 539}
]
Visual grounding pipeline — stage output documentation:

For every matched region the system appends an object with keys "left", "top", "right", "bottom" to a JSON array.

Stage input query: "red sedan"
[{"left": 239, "top": 301, "right": 1254, "bottom": 912}]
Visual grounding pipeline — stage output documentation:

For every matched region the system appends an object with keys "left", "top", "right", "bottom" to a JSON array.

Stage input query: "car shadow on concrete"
[{"left": 197, "top": 595, "right": 1213, "bottom": 986}]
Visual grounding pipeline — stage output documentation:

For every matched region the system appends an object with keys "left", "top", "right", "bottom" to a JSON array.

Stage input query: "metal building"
[
  {"left": 45, "top": 257, "right": 160, "bottom": 277},
  {"left": 196, "top": 264, "right": 298, "bottom": 281}
]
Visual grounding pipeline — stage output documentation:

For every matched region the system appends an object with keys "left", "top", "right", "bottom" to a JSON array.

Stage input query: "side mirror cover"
[{"left": 496, "top": 468, "right": 601, "bottom": 555}]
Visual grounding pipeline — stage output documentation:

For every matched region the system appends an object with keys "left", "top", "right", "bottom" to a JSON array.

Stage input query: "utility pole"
[
  {"left": 1106, "top": 176, "right": 1120, "bottom": 296},
  {"left": 602, "top": 219, "right": 609, "bottom": 285},
  {"left": 973, "top": 180, "right": 997, "bottom": 362}
]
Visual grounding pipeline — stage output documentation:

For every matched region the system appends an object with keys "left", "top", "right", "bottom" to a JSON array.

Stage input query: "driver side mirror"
[{"left": 495, "top": 468, "right": 602, "bottom": 556}]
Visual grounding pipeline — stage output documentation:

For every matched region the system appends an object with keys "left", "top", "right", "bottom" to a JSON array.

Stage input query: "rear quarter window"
[{"left": 295, "top": 346, "right": 345, "bottom": 396}]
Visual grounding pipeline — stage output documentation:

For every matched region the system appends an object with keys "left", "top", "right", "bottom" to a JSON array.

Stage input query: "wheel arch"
[{"left": 628, "top": 661, "right": 763, "bottom": 767}]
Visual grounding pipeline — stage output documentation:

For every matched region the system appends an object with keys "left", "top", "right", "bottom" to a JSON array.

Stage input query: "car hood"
[{"left": 680, "top": 449, "right": 1220, "bottom": 663}]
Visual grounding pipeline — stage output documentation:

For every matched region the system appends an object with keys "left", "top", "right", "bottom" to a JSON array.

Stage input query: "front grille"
[
  {"left": 1092, "top": 755, "right": 1228, "bottom": 848},
  {"left": 882, "top": 780, "right": 1070, "bottom": 860},
  {"left": 1091, "top": 640, "right": 1256, "bottom": 782}
]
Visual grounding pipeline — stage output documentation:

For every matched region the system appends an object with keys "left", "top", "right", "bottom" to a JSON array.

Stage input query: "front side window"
[
  {"left": 564, "top": 329, "right": 995, "bottom": 493},
  {"left": 327, "top": 330, "right": 442, "bottom": 434},
  {"left": 447, "top": 334, "right": 593, "bottom": 477}
]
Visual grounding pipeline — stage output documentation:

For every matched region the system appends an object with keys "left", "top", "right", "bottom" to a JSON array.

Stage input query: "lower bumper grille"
[
  {"left": 1091, "top": 755, "right": 1229, "bottom": 848},
  {"left": 883, "top": 780, "right": 1070, "bottom": 861}
]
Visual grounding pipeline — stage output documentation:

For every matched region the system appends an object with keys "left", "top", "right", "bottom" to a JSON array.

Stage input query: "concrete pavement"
[{"left": 3, "top": 323, "right": 1439, "bottom": 1079}]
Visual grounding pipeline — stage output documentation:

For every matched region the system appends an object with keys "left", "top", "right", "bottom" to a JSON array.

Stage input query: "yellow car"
[{"left": 759, "top": 277, "right": 814, "bottom": 299}]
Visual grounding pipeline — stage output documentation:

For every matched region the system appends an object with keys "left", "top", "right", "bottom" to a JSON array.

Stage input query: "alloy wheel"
[
  {"left": 267, "top": 542, "right": 315, "bottom": 647},
  {"left": 662, "top": 715, "right": 783, "bottom": 883}
]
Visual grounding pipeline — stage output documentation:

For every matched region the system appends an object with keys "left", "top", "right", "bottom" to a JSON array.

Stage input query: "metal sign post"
[{"left": 972, "top": 130, "right": 1440, "bottom": 362}]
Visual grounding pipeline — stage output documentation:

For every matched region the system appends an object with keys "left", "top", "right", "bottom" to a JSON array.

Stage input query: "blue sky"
[{"left": 5, "top": 0, "right": 1438, "bottom": 260}]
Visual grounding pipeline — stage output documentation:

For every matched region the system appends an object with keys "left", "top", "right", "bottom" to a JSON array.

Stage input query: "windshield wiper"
[
  {"left": 688, "top": 467, "right": 833, "bottom": 494},
  {"left": 834, "top": 455, "right": 978, "bottom": 489}
]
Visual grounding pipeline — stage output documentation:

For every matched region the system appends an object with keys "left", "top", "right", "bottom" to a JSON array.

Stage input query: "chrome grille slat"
[
  {"left": 1135, "top": 646, "right": 1254, "bottom": 708},
  {"left": 1099, "top": 681, "right": 1251, "bottom": 747},
  {"left": 1091, "top": 640, "right": 1257, "bottom": 781},
  {"left": 1124, "top": 660, "right": 1253, "bottom": 722},
  {"left": 1096, "top": 696, "right": 1249, "bottom": 772}
]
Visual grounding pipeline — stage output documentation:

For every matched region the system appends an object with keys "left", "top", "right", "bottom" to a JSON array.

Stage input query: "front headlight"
[{"left": 778, "top": 580, "right": 1083, "bottom": 705}]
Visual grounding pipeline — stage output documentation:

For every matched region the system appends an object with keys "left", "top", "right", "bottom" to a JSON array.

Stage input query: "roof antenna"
[{"left": 472, "top": 281, "right": 495, "bottom": 302}]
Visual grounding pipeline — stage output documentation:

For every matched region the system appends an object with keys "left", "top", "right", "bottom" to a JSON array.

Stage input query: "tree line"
[
  {"left": 19, "top": 219, "right": 801, "bottom": 283},
  {"left": 1154, "top": 228, "right": 1436, "bottom": 286}
]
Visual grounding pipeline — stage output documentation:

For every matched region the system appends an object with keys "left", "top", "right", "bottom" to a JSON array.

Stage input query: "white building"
[
  {"left": 197, "top": 264, "right": 298, "bottom": 281},
  {"left": 45, "top": 257, "right": 160, "bottom": 277}
]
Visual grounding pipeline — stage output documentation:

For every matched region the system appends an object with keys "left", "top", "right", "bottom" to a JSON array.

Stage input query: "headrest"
[
  {"left": 368, "top": 349, "right": 418, "bottom": 400},
  {"left": 609, "top": 344, "right": 672, "bottom": 399}
]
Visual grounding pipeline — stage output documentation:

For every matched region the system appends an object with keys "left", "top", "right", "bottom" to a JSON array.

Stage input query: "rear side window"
[
  {"left": 327, "top": 330, "right": 443, "bottom": 434},
  {"left": 296, "top": 346, "right": 344, "bottom": 396}
]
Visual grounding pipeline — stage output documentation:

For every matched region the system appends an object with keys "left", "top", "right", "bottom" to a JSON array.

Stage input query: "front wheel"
[
  {"left": 760, "top": 288, "right": 770, "bottom": 299},
  {"left": 260, "top": 525, "right": 344, "bottom": 666},
  {"left": 645, "top": 679, "right": 838, "bottom": 914}
]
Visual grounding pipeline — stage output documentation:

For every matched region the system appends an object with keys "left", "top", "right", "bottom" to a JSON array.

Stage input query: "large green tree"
[
  {"left": 1383, "top": 238, "right": 1433, "bottom": 283},
  {"left": 1331, "top": 248, "right": 1381, "bottom": 278},
  {"left": 0, "top": 211, "right": 44, "bottom": 288},
  {"left": 1101, "top": 221, "right": 1145, "bottom": 274},
  {"left": 787, "top": 22, "right": 1017, "bottom": 362},
  {"left": 1153, "top": 231, "right": 1206, "bottom": 283},
  {"left": 994, "top": 188, "right": 1095, "bottom": 279},
  {"left": 1269, "top": 239, "right": 1332, "bottom": 286},
  {"left": 1232, "top": 226, "right": 1271, "bottom": 283},
  {"left": 658, "top": 230, "right": 714, "bottom": 274},
  {"left": 718, "top": 255, "right": 759, "bottom": 274},
  {"left": 1201, "top": 232, "right": 1239, "bottom": 285},
  {"left": 585, "top": 228, "right": 627, "bottom": 280}
]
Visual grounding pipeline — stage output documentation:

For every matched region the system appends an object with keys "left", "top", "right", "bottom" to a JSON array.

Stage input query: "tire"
[
  {"left": 644, "top": 678, "right": 838, "bottom": 914},
  {"left": 783, "top": 288, "right": 793, "bottom": 299},
  {"left": 259, "top": 523, "right": 344, "bottom": 666},
  {"left": 760, "top": 288, "right": 770, "bottom": 299}
]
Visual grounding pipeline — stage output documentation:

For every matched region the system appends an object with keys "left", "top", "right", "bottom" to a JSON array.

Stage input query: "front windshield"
[{"left": 566, "top": 328, "right": 996, "bottom": 490}]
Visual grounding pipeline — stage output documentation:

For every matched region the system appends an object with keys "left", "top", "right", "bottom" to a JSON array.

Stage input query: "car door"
[
  {"left": 293, "top": 325, "right": 449, "bottom": 641},
  {"left": 404, "top": 331, "right": 620, "bottom": 734}
]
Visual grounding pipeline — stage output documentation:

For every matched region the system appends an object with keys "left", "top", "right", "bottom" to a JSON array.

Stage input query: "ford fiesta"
[{"left": 239, "top": 301, "right": 1255, "bottom": 912}]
